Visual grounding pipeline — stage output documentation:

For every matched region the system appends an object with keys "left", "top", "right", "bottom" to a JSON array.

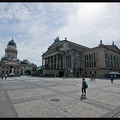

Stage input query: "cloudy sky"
[{"left": 0, "top": 2, "right": 120, "bottom": 66}]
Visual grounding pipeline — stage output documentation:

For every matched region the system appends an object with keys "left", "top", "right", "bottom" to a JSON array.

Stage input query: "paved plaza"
[{"left": 0, "top": 76, "right": 120, "bottom": 118}]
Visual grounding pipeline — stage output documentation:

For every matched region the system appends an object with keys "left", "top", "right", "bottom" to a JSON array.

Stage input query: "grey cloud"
[{"left": 0, "top": 3, "right": 31, "bottom": 23}]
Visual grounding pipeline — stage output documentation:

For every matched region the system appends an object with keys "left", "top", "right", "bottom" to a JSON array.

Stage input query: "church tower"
[{"left": 5, "top": 38, "right": 18, "bottom": 60}]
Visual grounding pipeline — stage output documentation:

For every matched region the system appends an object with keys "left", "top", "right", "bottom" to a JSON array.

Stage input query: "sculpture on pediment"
[{"left": 54, "top": 37, "right": 60, "bottom": 42}]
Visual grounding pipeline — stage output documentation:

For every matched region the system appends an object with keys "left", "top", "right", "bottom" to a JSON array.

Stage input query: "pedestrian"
[
  {"left": 90, "top": 74, "right": 92, "bottom": 81},
  {"left": 5, "top": 74, "right": 7, "bottom": 79},
  {"left": 114, "top": 75, "right": 117, "bottom": 79},
  {"left": 55, "top": 74, "right": 56, "bottom": 77},
  {"left": 81, "top": 78, "right": 88, "bottom": 98},
  {"left": 1, "top": 74, "right": 3, "bottom": 79},
  {"left": 110, "top": 75, "right": 113, "bottom": 84},
  {"left": 94, "top": 75, "right": 96, "bottom": 81}
]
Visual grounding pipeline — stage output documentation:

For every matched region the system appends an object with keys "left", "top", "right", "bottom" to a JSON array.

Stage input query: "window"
[
  {"left": 94, "top": 61, "right": 96, "bottom": 67},
  {"left": 114, "top": 62, "right": 116, "bottom": 68},
  {"left": 85, "top": 62, "right": 86, "bottom": 68},
  {"left": 89, "top": 55, "right": 91, "bottom": 60},
  {"left": 87, "top": 61, "right": 89, "bottom": 68},
  {"left": 111, "top": 61, "right": 113, "bottom": 68},
  {"left": 89, "top": 61, "right": 91, "bottom": 67},
  {"left": 87, "top": 55, "right": 88, "bottom": 60},
  {"left": 69, "top": 55, "right": 71, "bottom": 60},
  {"left": 70, "top": 61, "right": 71, "bottom": 68},
  {"left": 117, "top": 57, "right": 119, "bottom": 62},
  {"left": 93, "top": 53, "right": 96, "bottom": 59},
  {"left": 105, "top": 53, "right": 107, "bottom": 59},
  {"left": 92, "top": 61, "right": 93, "bottom": 67},
  {"left": 111, "top": 55, "right": 112, "bottom": 60},
  {"left": 91, "top": 54, "right": 93, "bottom": 60},
  {"left": 114, "top": 56, "right": 116, "bottom": 61},
  {"left": 105, "top": 60, "right": 109, "bottom": 67},
  {"left": 117, "top": 63, "right": 119, "bottom": 68}
]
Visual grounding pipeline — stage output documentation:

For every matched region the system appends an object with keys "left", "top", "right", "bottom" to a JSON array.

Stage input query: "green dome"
[
  {"left": 20, "top": 60, "right": 30, "bottom": 64},
  {"left": 7, "top": 39, "right": 16, "bottom": 46}
]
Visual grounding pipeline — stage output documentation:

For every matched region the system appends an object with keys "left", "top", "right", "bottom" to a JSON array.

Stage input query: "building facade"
[
  {"left": 0, "top": 39, "right": 37, "bottom": 76},
  {"left": 42, "top": 38, "right": 120, "bottom": 78}
]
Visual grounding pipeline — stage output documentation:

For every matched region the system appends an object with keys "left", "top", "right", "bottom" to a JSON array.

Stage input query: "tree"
[{"left": 25, "top": 69, "right": 32, "bottom": 75}]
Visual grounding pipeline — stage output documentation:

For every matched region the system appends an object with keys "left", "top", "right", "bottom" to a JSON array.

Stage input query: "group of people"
[
  {"left": 1, "top": 74, "right": 7, "bottom": 79},
  {"left": 90, "top": 74, "right": 96, "bottom": 81}
]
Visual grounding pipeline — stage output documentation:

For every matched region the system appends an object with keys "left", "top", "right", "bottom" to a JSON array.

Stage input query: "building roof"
[
  {"left": 7, "top": 39, "right": 16, "bottom": 47},
  {"left": 20, "top": 59, "right": 31, "bottom": 64}
]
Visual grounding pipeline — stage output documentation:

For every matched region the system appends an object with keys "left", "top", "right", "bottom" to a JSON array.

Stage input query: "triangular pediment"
[
  {"left": 50, "top": 40, "right": 62, "bottom": 48},
  {"left": 104, "top": 45, "right": 120, "bottom": 53}
]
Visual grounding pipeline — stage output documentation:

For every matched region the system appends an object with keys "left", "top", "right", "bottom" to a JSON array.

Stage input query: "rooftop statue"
[{"left": 54, "top": 37, "right": 60, "bottom": 42}]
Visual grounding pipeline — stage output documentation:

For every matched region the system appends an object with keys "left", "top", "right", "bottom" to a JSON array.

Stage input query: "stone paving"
[{"left": 0, "top": 76, "right": 120, "bottom": 118}]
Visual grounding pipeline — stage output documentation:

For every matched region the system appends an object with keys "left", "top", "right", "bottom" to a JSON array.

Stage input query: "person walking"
[
  {"left": 90, "top": 74, "right": 92, "bottom": 81},
  {"left": 114, "top": 75, "right": 117, "bottom": 79},
  {"left": 81, "top": 78, "right": 88, "bottom": 98},
  {"left": 1, "top": 74, "right": 3, "bottom": 79},
  {"left": 110, "top": 75, "right": 114, "bottom": 84},
  {"left": 94, "top": 75, "right": 96, "bottom": 81},
  {"left": 5, "top": 74, "right": 7, "bottom": 79}
]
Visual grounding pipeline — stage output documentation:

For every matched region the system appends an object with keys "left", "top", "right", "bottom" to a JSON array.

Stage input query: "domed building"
[{"left": 0, "top": 39, "right": 37, "bottom": 76}]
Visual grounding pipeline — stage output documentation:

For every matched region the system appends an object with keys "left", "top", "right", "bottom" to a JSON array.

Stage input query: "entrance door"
[
  {"left": 59, "top": 71, "right": 64, "bottom": 77},
  {"left": 77, "top": 71, "right": 79, "bottom": 77}
]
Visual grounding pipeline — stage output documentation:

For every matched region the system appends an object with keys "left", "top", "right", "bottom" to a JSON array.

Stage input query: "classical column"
[
  {"left": 45, "top": 58, "right": 47, "bottom": 65},
  {"left": 53, "top": 55, "right": 54, "bottom": 69},
  {"left": 63, "top": 54, "right": 66, "bottom": 69},
  {"left": 56, "top": 55, "right": 58, "bottom": 69},
  {"left": 50, "top": 56, "right": 51, "bottom": 69}
]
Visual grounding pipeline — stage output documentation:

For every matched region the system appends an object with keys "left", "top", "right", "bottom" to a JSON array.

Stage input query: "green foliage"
[{"left": 25, "top": 69, "right": 32, "bottom": 75}]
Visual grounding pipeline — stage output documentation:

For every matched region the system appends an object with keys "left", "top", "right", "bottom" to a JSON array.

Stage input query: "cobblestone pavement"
[{"left": 0, "top": 76, "right": 120, "bottom": 118}]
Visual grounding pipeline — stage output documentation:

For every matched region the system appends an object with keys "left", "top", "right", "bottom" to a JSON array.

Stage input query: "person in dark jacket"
[
  {"left": 5, "top": 74, "right": 7, "bottom": 79},
  {"left": 1, "top": 74, "right": 3, "bottom": 79},
  {"left": 110, "top": 75, "right": 114, "bottom": 84},
  {"left": 81, "top": 78, "right": 87, "bottom": 98}
]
